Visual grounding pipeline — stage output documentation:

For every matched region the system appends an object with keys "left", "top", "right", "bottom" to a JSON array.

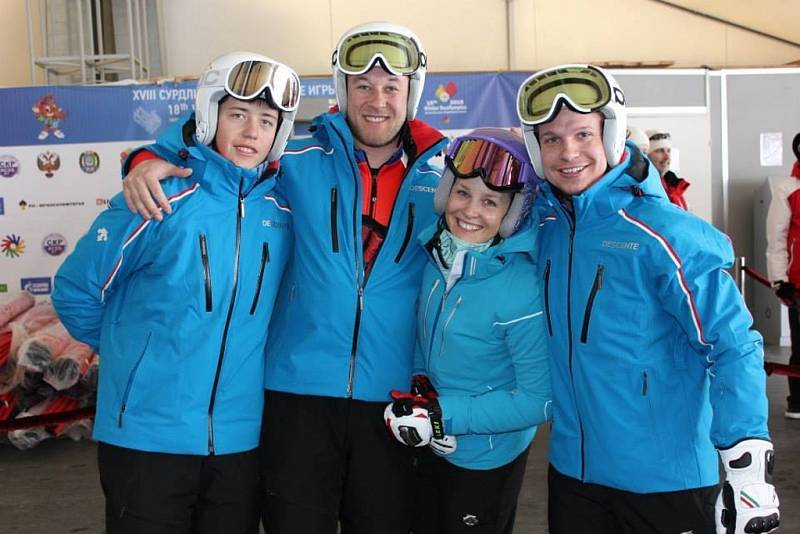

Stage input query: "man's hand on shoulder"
[{"left": 122, "top": 157, "right": 192, "bottom": 221}]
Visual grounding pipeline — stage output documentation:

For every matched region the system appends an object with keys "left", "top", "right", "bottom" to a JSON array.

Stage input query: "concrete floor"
[{"left": 0, "top": 347, "right": 797, "bottom": 533}]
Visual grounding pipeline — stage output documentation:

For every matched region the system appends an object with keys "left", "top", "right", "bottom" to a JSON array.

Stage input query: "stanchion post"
[{"left": 736, "top": 256, "right": 746, "bottom": 300}]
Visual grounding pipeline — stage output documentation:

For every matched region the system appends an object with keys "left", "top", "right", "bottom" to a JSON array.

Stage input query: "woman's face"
[{"left": 445, "top": 177, "right": 513, "bottom": 243}]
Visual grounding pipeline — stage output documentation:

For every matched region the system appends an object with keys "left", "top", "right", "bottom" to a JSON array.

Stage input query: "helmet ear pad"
[
  {"left": 433, "top": 167, "right": 455, "bottom": 215},
  {"left": 195, "top": 90, "right": 227, "bottom": 146},
  {"left": 498, "top": 191, "right": 525, "bottom": 238},
  {"left": 434, "top": 167, "right": 526, "bottom": 239}
]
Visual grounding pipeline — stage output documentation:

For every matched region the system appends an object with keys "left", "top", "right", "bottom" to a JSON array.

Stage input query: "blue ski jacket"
[
  {"left": 415, "top": 219, "right": 552, "bottom": 469},
  {"left": 53, "top": 115, "right": 293, "bottom": 455},
  {"left": 264, "top": 112, "right": 448, "bottom": 401},
  {"left": 536, "top": 142, "right": 769, "bottom": 492}
]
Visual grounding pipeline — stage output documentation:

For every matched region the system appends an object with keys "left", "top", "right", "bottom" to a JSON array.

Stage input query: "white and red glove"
[
  {"left": 716, "top": 439, "right": 780, "bottom": 534},
  {"left": 385, "top": 374, "right": 447, "bottom": 448},
  {"left": 384, "top": 390, "right": 438, "bottom": 447}
]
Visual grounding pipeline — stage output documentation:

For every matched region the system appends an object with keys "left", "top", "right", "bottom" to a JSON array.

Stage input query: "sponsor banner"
[
  {"left": 0, "top": 74, "right": 530, "bottom": 147},
  {"left": 20, "top": 277, "right": 52, "bottom": 295}
]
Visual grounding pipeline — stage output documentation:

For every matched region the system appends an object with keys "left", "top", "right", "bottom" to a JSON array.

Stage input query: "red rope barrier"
[{"left": 765, "top": 362, "right": 800, "bottom": 378}]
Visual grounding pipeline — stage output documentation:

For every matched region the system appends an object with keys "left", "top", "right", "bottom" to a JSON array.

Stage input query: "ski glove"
[
  {"left": 715, "top": 439, "right": 780, "bottom": 534},
  {"left": 430, "top": 434, "right": 458, "bottom": 456},
  {"left": 774, "top": 281, "right": 797, "bottom": 307},
  {"left": 384, "top": 390, "right": 444, "bottom": 447}
]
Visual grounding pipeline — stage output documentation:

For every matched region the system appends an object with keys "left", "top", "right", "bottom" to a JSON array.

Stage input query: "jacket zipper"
[
  {"left": 330, "top": 187, "right": 340, "bottom": 253},
  {"left": 249, "top": 242, "right": 270, "bottom": 315},
  {"left": 580, "top": 264, "right": 604, "bottom": 344},
  {"left": 394, "top": 202, "right": 416, "bottom": 263},
  {"left": 426, "top": 278, "right": 447, "bottom": 367},
  {"left": 207, "top": 182, "right": 245, "bottom": 454},
  {"left": 543, "top": 259, "right": 553, "bottom": 336},
  {"left": 438, "top": 296, "right": 462, "bottom": 356},
  {"left": 117, "top": 333, "right": 152, "bottom": 427},
  {"left": 560, "top": 205, "right": 587, "bottom": 481},
  {"left": 642, "top": 371, "right": 648, "bottom": 395},
  {"left": 330, "top": 124, "right": 445, "bottom": 398},
  {"left": 423, "top": 278, "right": 441, "bottom": 352},
  {"left": 199, "top": 234, "right": 212, "bottom": 312}
]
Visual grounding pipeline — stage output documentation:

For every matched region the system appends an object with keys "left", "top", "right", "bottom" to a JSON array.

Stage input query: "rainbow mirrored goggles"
[
  {"left": 445, "top": 137, "right": 532, "bottom": 192},
  {"left": 517, "top": 65, "right": 614, "bottom": 125},
  {"left": 334, "top": 30, "right": 425, "bottom": 76}
]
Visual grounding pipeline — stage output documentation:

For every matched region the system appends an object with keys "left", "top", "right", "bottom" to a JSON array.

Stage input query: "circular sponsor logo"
[
  {"left": 42, "top": 233, "right": 67, "bottom": 256},
  {"left": 79, "top": 150, "right": 100, "bottom": 173},
  {"left": 0, "top": 155, "right": 20, "bottom": 178}
]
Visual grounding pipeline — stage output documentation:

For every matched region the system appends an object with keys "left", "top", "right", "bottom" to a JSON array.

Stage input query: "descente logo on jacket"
[
  {"left": 410, "top": 185, "right": 436, "bottom": 194},
  {"left": 262, "top": 219, "right": 289, "bottom": 229}
]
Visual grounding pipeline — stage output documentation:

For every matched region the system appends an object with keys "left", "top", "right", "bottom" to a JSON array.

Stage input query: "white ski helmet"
[
  {"left": 195, "top": 51, "right": 300, "bottom": 163},
  {"left": 332, "top": 21, "right": 427, "bottom": 120},
  {"left": 516, "top": 64, "right": 627, "bottom": 178}
]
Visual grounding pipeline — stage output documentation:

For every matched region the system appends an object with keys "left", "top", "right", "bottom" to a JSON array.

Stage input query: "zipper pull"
[
  {"left": 239, "top": 194, "right": 245, "bottom": 219},
  {"left": 358, "top": 286, "right": 364, "bottom": 310}
]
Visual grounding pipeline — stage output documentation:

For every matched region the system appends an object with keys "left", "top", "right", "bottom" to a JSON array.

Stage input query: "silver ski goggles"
[
  {"left": 225, "top": 60, "right": 300, "bottom": 112},
  {"left": 517, "top": 65, "right": 613, "bottom": 125},
  {"left": 445, "top": 138, "right": 530, "bottom": 192},
  {"left": 334, "top": 30, "right": 425, "bottom": 76}
]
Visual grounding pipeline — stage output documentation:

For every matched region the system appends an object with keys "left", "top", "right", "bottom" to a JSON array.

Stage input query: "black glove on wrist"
[{"left": 775, "top": 281, "right": 797, "bottom": 306}]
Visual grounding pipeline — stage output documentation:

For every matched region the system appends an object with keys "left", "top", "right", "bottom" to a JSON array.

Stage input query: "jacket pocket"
[
  {"left": 118, "top": 332, "right": 153, "bottom": 428},
  {"left": 330, "top": 187, "right": 339, "bottom": 253},
  {"left": 249, "top": 242, "right": 270, "bottom": 315},
  {"left": 543, "top": 259, "right": 553, "bottom": 336},
  {"left": 580, "top": 264, "right": 604, "bottom": 344},
  {"left": 198, "top": 234, "right": 213, "bottom": 312},
  {"left": 394, "top": 202, "right": 416, "bottom": 263}
]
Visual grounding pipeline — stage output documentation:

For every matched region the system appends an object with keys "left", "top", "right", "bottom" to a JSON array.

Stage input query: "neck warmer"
[{"left": 434, "top": 228, "right": 493, "bottom": 276}]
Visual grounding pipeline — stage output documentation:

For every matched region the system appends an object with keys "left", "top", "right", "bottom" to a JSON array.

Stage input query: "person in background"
[
  {"left": 52, "top": 51, "right": 299, "bottom": 533},
  {"left": 114, "top": 21, "right": 449, "bottom": 534},
  {"left": 517, "top": 63, "right": 779, "bottom": 534},
  {"left": 646, "top": 128, "right": 690, "bottom": 210},
  {"left": 384, "top": 128, "right": 551, "bottom": 534},
  {"left": 765, "top": 131, "right": 800, "bottom": 420},
  {"left": 626, "top": 125, "right": 649, "bottom": 154}
]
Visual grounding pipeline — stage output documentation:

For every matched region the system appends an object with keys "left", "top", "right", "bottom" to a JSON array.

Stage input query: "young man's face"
[
  {"left": 214, "top": 97, "right": 279, "bottom": 169},
  {"left": 346, "top": 67, "right": 409, "bottom": 150},
  {"left": 648, "top": 147, "right": 671, "bottom": 176},
  {"left": 537, "top": 109, "right": 608, "bottom": 196}
]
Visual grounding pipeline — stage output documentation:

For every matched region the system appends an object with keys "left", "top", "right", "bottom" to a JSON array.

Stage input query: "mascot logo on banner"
[
  {"left": 1, "top": 234, "right": 26, "bottom": 258},
  {"left": 37, "top": 151, "right": 61, "bottom": 178},
  {"left": 32, "top": 95, "right": 67, "bottom": 141}
]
